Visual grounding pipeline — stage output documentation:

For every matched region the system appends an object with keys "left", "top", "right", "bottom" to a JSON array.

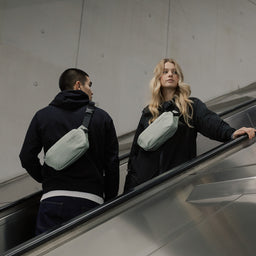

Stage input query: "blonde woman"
[{"left": 124, "top": 58, "right": 255, "bottom": 191}]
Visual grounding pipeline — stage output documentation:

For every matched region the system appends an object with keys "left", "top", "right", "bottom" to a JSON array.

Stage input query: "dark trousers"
[{"left": 35, "top": 196, "right": 100, "bottom": 235}]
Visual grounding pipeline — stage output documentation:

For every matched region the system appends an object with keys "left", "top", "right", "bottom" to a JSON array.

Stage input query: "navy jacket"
[
  {"left": 20, "top": 90, "right": 119, "bottom": 201},
  {"left": 124, "top": 97, "right": 235, "bottom": 191}
]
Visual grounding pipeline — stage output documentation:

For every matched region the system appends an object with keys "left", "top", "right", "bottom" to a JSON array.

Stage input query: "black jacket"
[
  {"left": 19, "top": 90, "right": 119, "bottom": 201},
  {"left": 124, "top": 97, "right": 235, "bottom": 191}
]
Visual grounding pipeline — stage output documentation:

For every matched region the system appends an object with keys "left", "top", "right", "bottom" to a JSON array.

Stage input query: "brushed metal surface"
[
  {"left": 25, "top": 141, "right": 256, "bottom": 256},
  {"left": 152, "top": 194, "right": 256, "bottom": 256}
]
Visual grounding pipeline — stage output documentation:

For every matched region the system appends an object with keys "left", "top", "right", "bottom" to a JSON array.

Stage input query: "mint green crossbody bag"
[
  {"left": 44, "top": 104, "right": 94, "bottom": 170},
  {"left": 137, "top": 110, "right": 179, "bottom": 151}
]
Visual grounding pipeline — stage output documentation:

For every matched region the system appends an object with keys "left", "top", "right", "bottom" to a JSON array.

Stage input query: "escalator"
[{"left": 1, "top": 99, "right": 256, "bottom": 255}]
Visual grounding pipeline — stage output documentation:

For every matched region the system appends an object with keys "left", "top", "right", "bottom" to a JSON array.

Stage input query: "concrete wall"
[
  {"left": 0, "top": 0, "right": 256, "bottom": 181},
  {"left": 168, "top": 0, "right": 256, "bottom": 100}
]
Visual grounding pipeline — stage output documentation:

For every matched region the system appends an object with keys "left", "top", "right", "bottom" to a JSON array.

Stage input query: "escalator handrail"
[{"left": 4, "top": 133, "right": 254, "bottom": 256}]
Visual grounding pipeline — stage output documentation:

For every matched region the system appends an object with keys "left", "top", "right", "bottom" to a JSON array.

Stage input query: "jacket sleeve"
[
  {"left": 193, "top": 98, "right": 236, "bottom": 142},
  {"left": 103, "top": 118, "right": 120, "bottom": 201},
  {"left": 19, "top": 114, "right": 43, "bottom": 183}
]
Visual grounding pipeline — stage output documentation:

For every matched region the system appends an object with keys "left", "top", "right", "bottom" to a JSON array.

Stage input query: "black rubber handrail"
[
  {"left": 119, "top": 152, "right": 130, "bottom": 161},
  {"left": 4, "top": 133, "right": 253, "bottom": 256}
]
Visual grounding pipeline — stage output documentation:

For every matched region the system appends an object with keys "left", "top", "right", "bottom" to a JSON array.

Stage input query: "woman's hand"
[{"left": 232, "top": 127, "right": 256, "bottom": 139}]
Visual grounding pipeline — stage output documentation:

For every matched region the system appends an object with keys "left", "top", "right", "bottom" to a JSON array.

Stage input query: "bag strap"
[{"left": 82, "top": 102, "right": 95, "bottom": 128}]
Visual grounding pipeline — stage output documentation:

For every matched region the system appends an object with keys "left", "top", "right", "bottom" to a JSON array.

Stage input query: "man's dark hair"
[{"left": 59, "top": 68, "right": 89, "bottom": 91}]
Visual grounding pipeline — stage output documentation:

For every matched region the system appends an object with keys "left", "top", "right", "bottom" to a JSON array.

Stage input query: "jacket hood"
[{"left": 49, "top": 90, "right": 90, "bottom": 110}]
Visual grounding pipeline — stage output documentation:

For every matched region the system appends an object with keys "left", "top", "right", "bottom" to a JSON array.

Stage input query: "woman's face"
[{"left": 160, "top": 62, "right": 179, "bottom": 89}]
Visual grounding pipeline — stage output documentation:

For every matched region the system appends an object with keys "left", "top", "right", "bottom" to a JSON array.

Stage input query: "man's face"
[{"left": 80, "top": 76, "right": 93, "bottom": 100}]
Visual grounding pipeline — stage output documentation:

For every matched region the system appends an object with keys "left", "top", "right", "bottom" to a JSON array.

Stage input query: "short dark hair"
[{"left": 59, "top": 68, "right": 89, "bottom": 91}]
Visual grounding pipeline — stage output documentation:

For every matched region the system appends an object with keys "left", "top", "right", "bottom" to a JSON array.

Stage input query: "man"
[{"left": 19, "top": 68, "right": 119, "bottom": 235}]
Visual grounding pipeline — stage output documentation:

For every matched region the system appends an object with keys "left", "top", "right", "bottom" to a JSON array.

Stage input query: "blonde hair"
[{"left": 148, "top": 58, "right": 193, "bottom": 127}]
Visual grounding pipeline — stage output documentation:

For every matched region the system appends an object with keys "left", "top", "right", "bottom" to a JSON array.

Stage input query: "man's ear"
[{"left": 73, "top": 81, "right": 80, "bottom": 90}]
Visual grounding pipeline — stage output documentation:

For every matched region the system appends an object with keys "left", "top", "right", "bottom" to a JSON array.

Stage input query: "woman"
[{"left": 124, "top": 58, "right": 255, "bottom": 191}]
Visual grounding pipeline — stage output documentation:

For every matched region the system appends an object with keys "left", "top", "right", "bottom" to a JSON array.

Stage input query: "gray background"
[{"left": 0, "top": 0, "right": 256, "bottom": 181}]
